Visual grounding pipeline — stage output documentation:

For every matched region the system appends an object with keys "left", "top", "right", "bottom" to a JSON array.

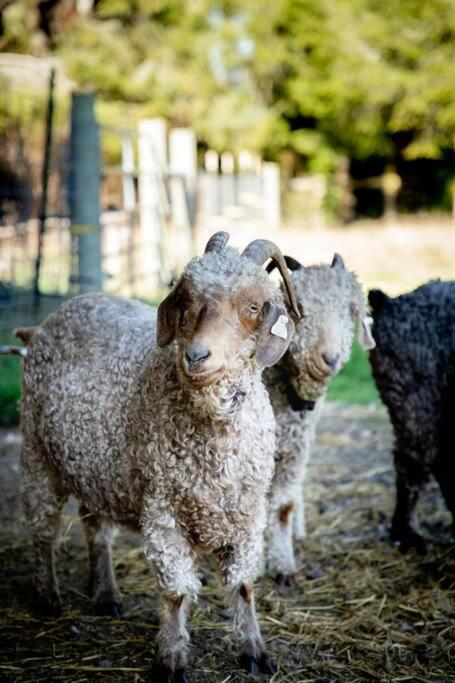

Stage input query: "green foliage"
[
  {"left": 1, "top": 0, "right": 455, "bottom": 169},
  {"left": 328, "top": 339, "right": 380, "bottom": 405},
  {"left": 0, "top": 335, "right": 22, "bottom": 427}
]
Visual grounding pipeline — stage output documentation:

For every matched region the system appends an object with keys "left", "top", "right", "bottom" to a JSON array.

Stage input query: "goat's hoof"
[
  {"left": 275, "top": 572, "right": 296, "bottom": 587},
  {"left": 93, "top": 599, "right": 124, "bottom": 618},
  {"left": 32, "top": 590, "right": 62, "bottom": 618},
  {"left": 240, "top": 653, "right": 277, "bottom": 676},
  {"left": 152, "top": 664, "right": 190, "bottom": 682},
  {"left": 391, "top": 530, "right": 427, "bottom": 555}
]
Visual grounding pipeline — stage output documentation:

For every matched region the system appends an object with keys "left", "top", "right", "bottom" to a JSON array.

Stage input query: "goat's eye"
[
  {"left": 249, "top": 303, "right": 260, "bottom": 314},
  {"left": 181, "top": 305, "right": 190, "bottom": 326}
]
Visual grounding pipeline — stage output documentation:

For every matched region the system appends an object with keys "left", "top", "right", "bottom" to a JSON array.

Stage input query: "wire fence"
[
  {"left": 0, "top": 57, "right": 146, "bottom": 335},
  {"left": 0, "top": 57, "right": 73, "bottom": 333},
  {"left": 0, "top": 56, "right": 283, "bottom": 336}
]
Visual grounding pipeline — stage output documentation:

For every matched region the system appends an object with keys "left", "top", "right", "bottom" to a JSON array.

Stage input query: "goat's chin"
[
  {"left": 179, "top": 365, "right": 225, "bottom": 389},
  {"left": 293, "top": 369, "right": 328, "bottom": 402},
  {"left": 178, "top": 361, "right": 253, "bottom": 422}
]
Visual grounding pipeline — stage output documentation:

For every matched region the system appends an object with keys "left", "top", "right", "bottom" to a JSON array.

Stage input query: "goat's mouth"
[
  {"left": 306, "top": 360, "right": 332, "bottom": 382},
  {"left": 180, "top": 365, "right": 224, "bottom": 388}
]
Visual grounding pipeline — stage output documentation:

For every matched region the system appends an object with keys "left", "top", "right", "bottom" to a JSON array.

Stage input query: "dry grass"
[{"left": 0, "top": 403, "right": 453, "bottom": 682}]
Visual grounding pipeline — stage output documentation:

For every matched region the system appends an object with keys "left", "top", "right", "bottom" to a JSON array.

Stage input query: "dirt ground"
[{"left": 0, "top": 403, "right": 453, "bottom": 682}]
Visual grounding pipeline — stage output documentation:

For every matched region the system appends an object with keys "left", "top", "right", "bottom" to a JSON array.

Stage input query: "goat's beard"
[
  {"left": 292, "top": 369, "right": 328, "bottom": 401},
  {"left": 283, "top": 354, "right": 327, "bottom": 402},
  {"left": 181, "top": 339, "right": 258, "bottom": 422}
]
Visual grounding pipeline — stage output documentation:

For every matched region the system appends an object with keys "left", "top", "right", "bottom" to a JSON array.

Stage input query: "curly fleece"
[
  {"left": 19, "top": 245, "right": 284, "bottom": 669},
  {"left": 368, "top": 280, "right": 455, "bottom": 548},
  {"left": 263, "top": 262, "right": 369, "bottom": 577}
]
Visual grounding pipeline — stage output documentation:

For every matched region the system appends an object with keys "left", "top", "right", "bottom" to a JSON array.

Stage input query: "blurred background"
[{"left": 1, "top": 0, "right": 455, "bottom": 423}]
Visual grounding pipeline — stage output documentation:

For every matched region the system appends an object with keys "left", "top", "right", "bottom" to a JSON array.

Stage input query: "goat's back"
[
  {"left": 20, "top": 294, "right": 161, "bottom": 517},
  {"left": 369, "top": 280, "right": 455, "bottom": 446},
  {"left": 370, "top": 280, "right": 454, "bottom": 377}
]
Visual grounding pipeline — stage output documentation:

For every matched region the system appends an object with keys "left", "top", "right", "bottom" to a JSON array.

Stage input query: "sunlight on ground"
[{"left": 198, "top": 215, "right": 455, "bottom": 295}]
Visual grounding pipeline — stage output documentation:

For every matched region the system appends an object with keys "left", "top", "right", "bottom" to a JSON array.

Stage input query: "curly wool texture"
[
  {"left": 263, "top": 263, "right": 368, "bottom": 576},
  {"left": 368, "top": 280, "right": 455, "bottom": 542},
  {"left": 185, "top": 247, "right": 278, "bottom": 302},
  {"left": 20, "top": 246, "right": 282, "bottom": 598},
  {"left": 284, "top": 264, "right": 363, "bottom": 400}
]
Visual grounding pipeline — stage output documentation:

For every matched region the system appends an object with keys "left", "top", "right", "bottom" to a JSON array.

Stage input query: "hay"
[{"left": 0, "top": 402, "right": 453, "bottom": 682}]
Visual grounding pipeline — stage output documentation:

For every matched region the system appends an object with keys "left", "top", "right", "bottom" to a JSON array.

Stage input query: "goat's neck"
[
  {"left": 184, "top": 363, "right": 261, "bottom": 424},
  {"left": 264, "top": 361, "right": 324, "bottom": 412}
]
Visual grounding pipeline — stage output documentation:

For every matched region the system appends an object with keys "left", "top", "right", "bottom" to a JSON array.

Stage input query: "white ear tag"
[
  {"left": 271, "top": 314, "right": 289, "bottom": 340},
  {"left": 364, "top": 315, "right": 373, "bottom": 328}
]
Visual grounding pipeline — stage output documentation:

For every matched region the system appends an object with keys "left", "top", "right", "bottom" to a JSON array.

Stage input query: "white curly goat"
[
  {"left": 15, "top": 232, "right": 301, "bottom": 682},
  {"left": 263, "top": 254, "right": 375, "bottom": 584}
]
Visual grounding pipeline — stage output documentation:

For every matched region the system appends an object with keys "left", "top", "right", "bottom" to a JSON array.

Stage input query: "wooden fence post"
[
  {"left": 137, "top": 118, "right": 167, "bottom": 293},
  {"left": 169, "top": 128, "right": 197, "bottom": 271},
  {"left": 204, "top": 150, "right": 219, "bottom": 217},
  {"left": 121, "top": 131, "right": 136, "bottom": 213},
  {"left": 220, "top": 151, "right": 236, "bottom": 217},
  {"left": 262, "top": 162, "right": 281, "bottom": 226}
]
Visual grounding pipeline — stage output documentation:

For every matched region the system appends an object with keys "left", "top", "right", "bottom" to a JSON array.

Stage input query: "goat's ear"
[
  {"left": 351, "top": 299, "right": 375, "bottom": 350},
  {"left": 351, "top": 291, "right": 375, "bottom": 350},
  {"left": 331, "top": 253, "right": 345, "bottom": 269},
  {"left": 358, "top": 314, "right": 375, "bottom": 350},
  {"left": 157, "top": 280, "right": 182, "bottom": 347},
  {"left": 256, "top": 301, "right": 295, "bottom": 367},
  {"left": 368, "top": 289, "right": 389, "bottom": 314}
]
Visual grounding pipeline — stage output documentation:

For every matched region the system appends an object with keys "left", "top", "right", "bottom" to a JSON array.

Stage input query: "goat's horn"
[
  {"left": 266, "top": 255, "right": 303, "bottom": 273},
  {"left": 242, "top": 239, "right": 300, "bottom": 318},
  {"left": 204, "top": 231, "right": 230, "bottom": 253}
]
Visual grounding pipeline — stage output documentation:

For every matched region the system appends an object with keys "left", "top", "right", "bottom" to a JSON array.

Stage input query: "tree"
[{"left": 1, "top": 0, "right": 454, "bottom": 172}]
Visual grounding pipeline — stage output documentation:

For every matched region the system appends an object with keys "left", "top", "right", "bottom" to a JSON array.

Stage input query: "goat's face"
[
  {"left": 157, "top": 233, "right": 300, "bottom": 390},
  {"left": 283, "top": 254, "right": 374, "bottom": 400},
  {"left": 170, "top": 278, "right": 274, "bottom": 388}
]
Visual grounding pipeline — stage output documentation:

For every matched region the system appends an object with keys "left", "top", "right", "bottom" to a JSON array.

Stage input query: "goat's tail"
[
  {"left": 0, "top": 326, "right": 37, "bottom": 359},
  {"left": 0, "top": 345, "right": 27, "bottom": 358}
]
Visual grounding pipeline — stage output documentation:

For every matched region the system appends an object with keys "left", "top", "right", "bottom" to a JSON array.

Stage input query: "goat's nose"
[
  {"left": 321, "top": 352, "right": 340, "bottom": 370},
  {"left": 185, "top": 345, "right": 211, "bottom": 367}
]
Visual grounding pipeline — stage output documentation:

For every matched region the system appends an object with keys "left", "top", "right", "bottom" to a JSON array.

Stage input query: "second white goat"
[{"left": 264, "top": 254, "right": 375, "bottom": 584}]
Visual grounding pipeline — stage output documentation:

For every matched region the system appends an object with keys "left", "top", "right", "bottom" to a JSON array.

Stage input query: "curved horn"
[
  {"left": 266, "top": 255, "right": 303, "bottom": 274},
  {"left": 242, "top": 239, "right": 300, "bottom": 318},
  {"left": 204, "top": 231, "right": 230, "bottom": 254}
]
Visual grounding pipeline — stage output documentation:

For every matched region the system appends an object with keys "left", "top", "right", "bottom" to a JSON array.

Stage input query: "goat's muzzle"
[
  {"left": 185, "top": 344, "right": 211, "bottom": 368},
  {"left": 180, "top": 344, "right": 224, "bottom": 388}
]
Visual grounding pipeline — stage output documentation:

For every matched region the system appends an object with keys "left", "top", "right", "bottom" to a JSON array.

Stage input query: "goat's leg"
[
  {"left": 434, "top": 405, "right": 455, "bottom": 535},
  {"left": 267, "top": 495, "right": 296, "bottom": 585},
  {"left": 293, "top": 407, "right": 320, "bottom": 540},
  {"left": 79, "top": 505, "right": 122, "bottom": 616},
  {"left": 433, "top": 456, "right": 455, "bottom": 536},
  {"left": 292, "top": 488, "right": 306, "bottom": 541},
  {"left": 391, "top": 470, "right": 425, "bottom": 554},
  {"left": 267, "top": 449, "right": 306, "bottom": 584},
  {"left": 217, "top": 530, "right": 275, "bottom": 675},
  {"left": 156, "top": 594, "right": 191, "bottom": 683},
  {"left": 21, "top": 446, "right": 67, "bottom": 616},
  {"left": 142, "top": 506, "right": 199, "bottom": 681}
]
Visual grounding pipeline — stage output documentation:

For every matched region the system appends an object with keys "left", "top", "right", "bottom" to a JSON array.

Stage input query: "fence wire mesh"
[
  {"left": 0, "top": 57, "right": 72, "bottom": 333},
  {"left": 0, "top": 57, "right": 144, "bottom": 335}
]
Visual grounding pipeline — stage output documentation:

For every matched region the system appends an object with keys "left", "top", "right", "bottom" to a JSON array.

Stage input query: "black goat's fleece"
[{"left": 368, "top": 280, "right": 455, "bottom": 551}]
